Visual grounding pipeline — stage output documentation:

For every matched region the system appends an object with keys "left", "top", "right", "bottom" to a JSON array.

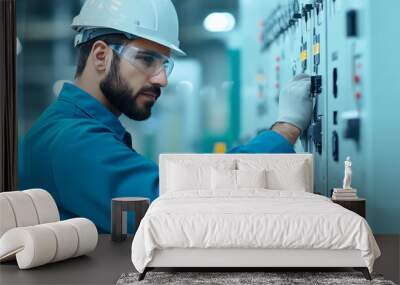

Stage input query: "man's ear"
[{"left": 90, "top": 41, "right": 112, "bottom": 74}]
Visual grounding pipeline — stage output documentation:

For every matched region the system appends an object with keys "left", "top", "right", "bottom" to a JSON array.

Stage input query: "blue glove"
[{"left": 276, "top": 74, "right": 312, "bottom": 132}]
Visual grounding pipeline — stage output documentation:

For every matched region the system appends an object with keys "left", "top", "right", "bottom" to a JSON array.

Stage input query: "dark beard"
[{"left": 99, "top": 56, "right": 160, "bottom": 121}]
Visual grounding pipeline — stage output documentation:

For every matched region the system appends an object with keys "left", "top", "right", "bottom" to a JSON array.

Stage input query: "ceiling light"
[{"left": 203, "top": 12, "right": 236, "bottom": 32}]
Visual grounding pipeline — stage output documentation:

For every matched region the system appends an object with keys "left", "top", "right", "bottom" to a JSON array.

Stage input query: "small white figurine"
[{"left": 342, "top": 156, "right": 352, "bottom": 189}]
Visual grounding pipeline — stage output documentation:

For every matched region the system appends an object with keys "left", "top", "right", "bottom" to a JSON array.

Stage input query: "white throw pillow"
[
  {"left": 236, "top": 169, "right": 267, "bottom": 189},
  {"left": 266, "top": 162, "right": 308, "bottom": 191},
  {"left": 166, "top": 160, "right": 236, "bottom": 192},
  {"left": 167, "top": 163, "right": 210, "bottom": 191},
  {"left": 211, "top": 169, "right": 267, "bottom": 190},
  {"left": 238, "top": 159, "right": 309, "bottom": 191},
  {"left": 211, "top": 168, "right": 236, "bottom": 190}
]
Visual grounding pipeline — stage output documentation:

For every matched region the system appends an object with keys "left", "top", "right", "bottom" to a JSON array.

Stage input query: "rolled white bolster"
[
  {"left": 0, "top": 192, "right": 39, "bottom": 227},
  {"left": 0, "top": 226, "right": 57, "bottom": 269},
  {"left": 42, "top": 221, "right": 79, "bottom": 263},
  {"left": 0, "top": 218, "right": 98, "bottom": 269},
  {"left": 0, "top": 196, "right": 17, "bottom": 237},
  {"left": 65, "top": 218, "right": 98, "bottom": 257},
  {"left": 0, "top": 189, "right": 98, "bottom": 269},
  {"left": 24, "top": 189, "right": 60, "bottom": 224}
]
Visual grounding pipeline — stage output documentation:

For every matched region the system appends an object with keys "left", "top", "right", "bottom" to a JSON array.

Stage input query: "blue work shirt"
[{"left": 18, "top": 83, "right": 295, "bottom": 233}]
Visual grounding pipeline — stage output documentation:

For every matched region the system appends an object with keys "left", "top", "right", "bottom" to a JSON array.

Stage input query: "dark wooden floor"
[
  {"left": 374, "top": 235, "right": 400, "bottom": 284},
  {"left": 0, "top": 234, "right": 398, "bottom": 284},
  {"left": 0, "top": 235, "right": 134, "bottom": 284}
]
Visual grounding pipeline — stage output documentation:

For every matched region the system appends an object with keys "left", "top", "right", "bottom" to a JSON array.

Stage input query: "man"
[{"left": 18, "top": 0, "right": 312, "bottom": 233}]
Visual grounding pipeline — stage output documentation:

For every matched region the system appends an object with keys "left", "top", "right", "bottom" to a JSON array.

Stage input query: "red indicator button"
[
  {"left": 354, "top": 74, "right": 361, "bottom": 83},
  {"left": 355, "top": 92, "right": 362, "bottom": 100}
]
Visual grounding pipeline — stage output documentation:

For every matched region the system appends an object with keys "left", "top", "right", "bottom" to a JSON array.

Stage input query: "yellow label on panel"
[
  {"left": 300, "top": 50, "right": 308, "bottom": 62},
  {"left": 214, "top": 142, "right": 227, "bottom": 154},
  {"left": 256, "top": 74, "right": 265, "bottom": 83},
  {"left": 313, "top": 43, "right": 320, "bottom": 55}
]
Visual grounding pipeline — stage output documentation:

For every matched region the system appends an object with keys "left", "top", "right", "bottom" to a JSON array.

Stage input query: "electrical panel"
[
  {"left": 325, "top": 0, "right": 367, "bottom": 202},
  {"left": 240, "top": 0, "right": 400, "bottom": 233},
  {"left": 254, "top": 0, "right": 330, "bottom": 196}
]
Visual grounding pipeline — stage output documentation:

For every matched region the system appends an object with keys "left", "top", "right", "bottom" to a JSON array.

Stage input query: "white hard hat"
[{"left": 72, "top": 0, "right": 186, "bottom": 56}]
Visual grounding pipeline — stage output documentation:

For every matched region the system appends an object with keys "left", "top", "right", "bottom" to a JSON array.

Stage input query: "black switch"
[
  {"left": 304, "top": 4, "right": 314, "bottom": 12},
  {"left": 293, "top": 13, "right": 302, "bottom": 19},
  {"left": 302, "top": 4, "right": 314, "bottom": 23},
  {"left": 302, "top": 7, "right": 308, "bottom": 22},
  {"left": 314, "top": 0, "right": 323, "bottom": 15},
  {"left": 333, "top": 68, "right": 338, "bottom": 98},
  {"left": 311, "top": 117, "right": 322, "bottom": 155},
  {"left": 332, "top": 131, "right": 339, "bottom": 161},
  {"left": 293, "top": 0, "right": 301, "bottom": 19},
  {"left": 333, "top": 111, "right": 338, "bottom": 125},
  {"left": 347, "top": 9, "right": 358, "bottom": 37},
  {"left": 344, "top": 117, "right": 360, "bottom": 143},
  {"left": 311, "top": 75, "right": 322, "bottom": 95}
]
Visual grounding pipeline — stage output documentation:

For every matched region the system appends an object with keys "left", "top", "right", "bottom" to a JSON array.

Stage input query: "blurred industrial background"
[
  {"left": 17, "top": 0, "right": 400, "bottom": 234},
  {"left": 16, "top": 0, "right": 241, "bottom": 159}
]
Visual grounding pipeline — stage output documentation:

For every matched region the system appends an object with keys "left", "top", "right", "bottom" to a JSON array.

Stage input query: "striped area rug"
[{"left": 117, "top": 271, "right": 395, "bottom": 285}]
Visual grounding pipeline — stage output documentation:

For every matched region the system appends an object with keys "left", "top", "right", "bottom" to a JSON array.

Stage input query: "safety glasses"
[{"left": 109, "top": 44, "right": 174, "bottom": 77}]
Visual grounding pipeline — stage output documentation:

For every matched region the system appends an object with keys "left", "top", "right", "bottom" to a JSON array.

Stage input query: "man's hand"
[{"left": 272, "top": 74, "right": 313, "bottom": 144}]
